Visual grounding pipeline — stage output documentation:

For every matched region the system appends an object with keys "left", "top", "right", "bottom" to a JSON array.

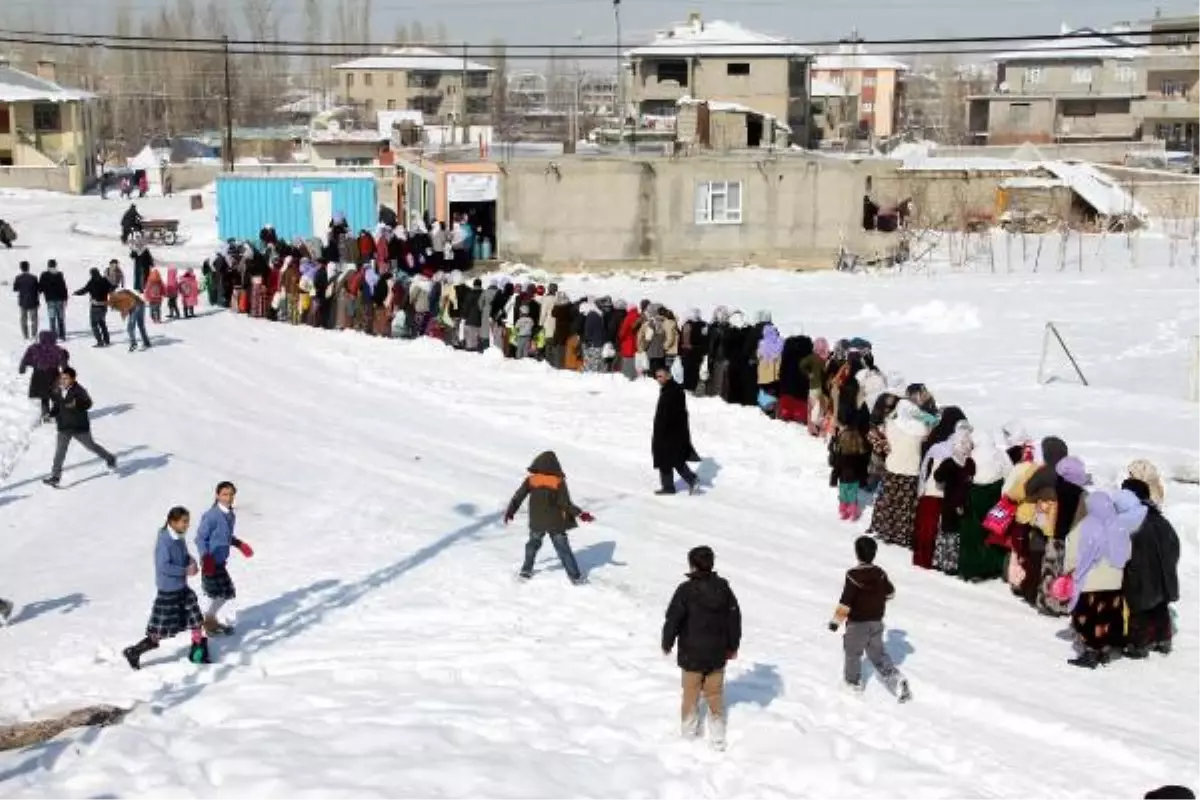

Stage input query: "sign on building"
[{"left": 446, "top": 173, "right": 498, "bottom": 203}]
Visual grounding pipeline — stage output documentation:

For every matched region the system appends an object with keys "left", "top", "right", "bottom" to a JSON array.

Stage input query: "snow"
[
  {"left": 333, "top": 47, "right": 493, "bottom": 73},
  {"left": 0, "top": 65, "right": 93, "bottom": 104},
  {"left": 625, "top": 18, "right": 812, "bottom": 58},
  {"left": 0, "top": 189, "right": 1197, "bottom": 797},
  {"left": 993, "top": 27, "right": 1148, "bottom": 62},
  {"left": 1041, "top": 161, "right": 1150, "bottom": 218},
  {"left": 813, "top": 44, "right": 910, "bottom": 72}
]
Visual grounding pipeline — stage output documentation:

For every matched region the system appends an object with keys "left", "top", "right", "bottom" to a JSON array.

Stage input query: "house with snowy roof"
[
  {"left": 333, "top": 47, "right": 493, "bottom": 128},
  {"left": 0, "top": 59, "right": 96, "bottom": 193},
  {"left": 624, "top": 12, "right": 814, "bottom": 145},
  {"left": 812, "top": 36, "right": 908, "bottom": 141},
  {"left": 965, "top": 24, "right": 1148, "bottom": 146}
]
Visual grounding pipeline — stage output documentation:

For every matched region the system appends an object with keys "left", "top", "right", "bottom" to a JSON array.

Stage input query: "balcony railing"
[{"left": 1132, "top": 96, "right": 1200, "bottom": 120}]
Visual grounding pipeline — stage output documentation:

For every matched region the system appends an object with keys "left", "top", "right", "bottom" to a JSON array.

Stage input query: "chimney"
[
  {"left": 688, "top": 11, "right": 702, "bottom": 31},
  {"left": 36, "top": 58, "right": 56, "bottom": 83}
]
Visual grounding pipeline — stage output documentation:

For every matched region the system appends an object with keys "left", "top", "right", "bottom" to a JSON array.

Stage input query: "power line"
[{"left": 0, "top": 24, "right": 1189, "bottom": 51}]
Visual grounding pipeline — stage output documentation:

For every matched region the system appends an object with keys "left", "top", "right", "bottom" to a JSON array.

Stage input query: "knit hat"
[
  {"left": 1126, "top": 459, "right": 1165, "bottom": 507},
  {"left": 1055, "top": 456, "right": 1091, "bottom": 488}
]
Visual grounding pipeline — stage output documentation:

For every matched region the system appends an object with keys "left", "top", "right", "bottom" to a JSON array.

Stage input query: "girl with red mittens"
[{"left": 195, "top": 481, "right": 254, "bottom": 636}]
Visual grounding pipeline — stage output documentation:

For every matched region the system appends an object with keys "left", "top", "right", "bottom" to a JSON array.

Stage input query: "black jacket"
[
  {"left": 1124, "top": 506, "right": 1180, "bottom": 613},
  {"left": 837, "top": 564, "right": 895, "bottom": 623},
  {"left": 779, "top": 336, "right": 812, "bottom": 398},
  {"left": 50, "top": 382, "right": 93, "bottom": 433},
  {"left": 39, "top": 270, "right": 69, "bottom": 302},
  {"left": 13, "top": 272, "right": 39, "bottom": 309},
  {"left": 662, "top": 572, "right": 742, "bottom": 674},
  {"left": 464, "top": 288, "right": 484, "bottom": 327},
  {"left": 505, "top": 451, "right": 582, "bottom": 534},
  {"left": 583, "top": 311, "right": 606, "bottom": 348},
  {"left": 74, "top": 272, "right": 113, "bottom": 304},
  {"left": 652, "top": 380, "right": 697, "bottom": 469}
]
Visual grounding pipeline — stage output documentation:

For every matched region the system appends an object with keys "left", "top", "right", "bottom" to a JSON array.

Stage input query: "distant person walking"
[
  {"left": 74, "top": 268, "right": 113, "bottom": 348},
  {"left": 13, "top": 261, "right": 40, "bottom": 341},
  {"left": 43, "top": 367, "right": 117, "bottom": 487},
  {"left": 38, "top": 259, "right": 69, "bottom": 340}
]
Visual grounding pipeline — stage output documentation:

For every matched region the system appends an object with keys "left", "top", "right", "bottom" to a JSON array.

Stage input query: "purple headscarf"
[
  {"left": 21, "top": 331, "right": 68, "bottom": 372},
  {"left": 1056, "top": 456, "right": 1091, "bottom": 488},
  {"left": 758, "top": 324, "right": 783, "bottom": 361},
  {"left": 1070, "top": 489, "right": 1145, "bottom": 610}
]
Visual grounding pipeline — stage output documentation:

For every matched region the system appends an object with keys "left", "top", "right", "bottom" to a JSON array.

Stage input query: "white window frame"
[
  {"left": 1115, "top": 65, "right": 1136, "bottom": 83},
  {"left": 861, "top": 101, "right": 874, "bottom": 113},
  {"left": 862, "top": 76, "right": 876, "bottom": 87},
  {"left": 1071, "top": 66, "right": 1093, "bottom": 84},
  {"left": 1025, "top": 66, "right": 1044, "bottom": 85},
  {"left": 694, "top": 181, "right": 743, "bottom": 225}
]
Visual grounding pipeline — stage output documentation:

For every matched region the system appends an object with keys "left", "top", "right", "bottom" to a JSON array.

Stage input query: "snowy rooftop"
[
  {"left": 676, "top": 95, "right": 791, "bottom": 132},
  {"left": 813, "top": 43, "right": 909, "bottom": 72},
  {"left": 994, "top": 25, "right": 1148, "bottom": 62},
  {"left": 334, "top": 47, "right": 493, "bottom": 73},
  {"left": 625, "top": 16, "right": 813, "bottom": 58},
  {"left": 810, "top": 78, "right": 853, "bottom": 97},
  {"left": 0, "top": 64, "right": 93, "bottom": 103}
]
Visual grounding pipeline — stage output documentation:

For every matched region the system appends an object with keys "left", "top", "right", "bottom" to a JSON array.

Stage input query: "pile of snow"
[
  {"left": 858, "top": 300, "right": 983, "bottom": 334},
  {"left": 0, "top": 352, "right": 35, "bottom": 482}
]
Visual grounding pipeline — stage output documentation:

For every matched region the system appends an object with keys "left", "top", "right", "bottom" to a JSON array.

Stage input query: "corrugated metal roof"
[
  {"left": 334, "top": 47, "right": 493, "bottom": 72},
  {"left": 625, "top": 18, "right": 813, "bottom": 58},
  {"left": 0, "top": 65, "right": 93, "bottom": 103}
]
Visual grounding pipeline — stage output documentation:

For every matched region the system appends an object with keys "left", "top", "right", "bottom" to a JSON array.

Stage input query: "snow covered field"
[{"left": 0, "top": 189, "right": 1197, "bottom": 797}]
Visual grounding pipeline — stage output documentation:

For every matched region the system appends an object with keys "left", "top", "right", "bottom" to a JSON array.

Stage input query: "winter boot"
[
  {"left": 1152, "top": 640, "right": 1173, "bottom": 656},
  {"left": 1068, "top": 649, "right": 1105, "bottom": 669},
  {"left": 203, "top": 615, "right": 233, "bottom": 636},
  {"left": 655, "top": 488, "right": 677, "bottom": 496},
  {"left": 681, "top": 714, "right": 701, "bottom": 739},
  {"left": 848, "top": 503, "right": 862, "bottom": 522},
  {"left": 687, "top": 480, "right": 699, "bottom": 496},
  {"left": 1123, "top": 644, "right": 1150, "bottom": 660},
  {"left": 42, "top": 476, "right": 60, "bottom": 488},
  {"left": 838, "top": 502, "right": 849, "bottom": 520},
  {"left": 188, "top": 638, "right": 211, "bottom": 665},
  {"left": 128, "top": 342, "right": 138, "bottom": 353},
  {"left": 123, "top": 637, "right": 159, "bottom": 671},
  {"left": 897, "top": 679, "right": 913, "bottom": 704},
  {"left": 843, "top": 678, "right": 865, "bottom": 694},
  {"left": 708, "top": 715, "right": 727, "bottom": 751}
]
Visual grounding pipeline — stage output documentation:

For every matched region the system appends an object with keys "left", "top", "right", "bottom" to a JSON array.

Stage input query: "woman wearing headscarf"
[
  {"left": 1017, "top": 436, "right": 1069, "bottom": 606},
  {"left": 777, "top": 335, "right": 811, "bottom": 424},
  {"left": 679, "top": 309, "right": 708, "bottom": 393},
  {"left": 1063, "top": 490, "right": 1144, "bottom": 668},
  {"left": 704, "top": 308, "right": 730, "bottom": 399},
  {"left": 1036, "top": 455, "right": 1090, "bottom": 616},
  {"left": 912, "top": 406, "right": 968, "bottom": 569},
  {"left": 867, "top": 399, "right": 935, "bottom": 548},
  {"left": 19, "top": 330, "right": 69, "bottom": 421},
  {"left": 1121, "top": 477, "right": 1180, "bottom": 659},
  {"left": 930, "top": 424, "right": 975, "bottom": 575},
  {"left": 957, "top": 431, "right": 1011, "bottom": 582},
  {"left": 720, "top": 312, "right": 747, "bottom": 405},
  {"left": 756, "top": 323, "right": 783, "bottom": 408},
  {"left": 799, "top": 337, "right": 829, "bottom": 435},
  {"left": 829, "top": 370, "right": 871, "bottom": 521}
]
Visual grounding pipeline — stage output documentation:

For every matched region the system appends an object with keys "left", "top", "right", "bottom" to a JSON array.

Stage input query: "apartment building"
[
  {"left": 0, "top": 60, "right": 96, "bottom": 193},
  {"left": 333, "top": 47, "right": 493, "bottom": 126},
  {"left": 966, "top": 27, "right": 1148, "bottom": 145},
  {"left": 811, "top": 39, "right": 908, "bottom": 140},
  {"left": 1133, "top": 13, "right": 1199, "bottom": 153},
  {"left": 625, "top": 13, "right": 813, "bottom": 144}
]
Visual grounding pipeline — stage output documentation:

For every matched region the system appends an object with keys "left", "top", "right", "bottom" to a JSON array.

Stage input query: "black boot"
[
  {"left": 1068, "top": 649, "right": 1104, "bottom": 669},
  {"left": 1151, "top": 640, "right": 1173, "bottom": 656},
  {"left": 1123, "top": 644, "right": 1150, "bottom": 660},
  {"left": 123, "top": 637, "right": 158, "bottom": 671}
]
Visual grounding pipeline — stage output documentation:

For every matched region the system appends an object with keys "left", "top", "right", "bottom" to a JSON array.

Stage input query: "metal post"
[
  {"left": 222, "top": 35, "right": 234, "bottom": 173},
  {"left": 461, "top": 42, "right": 469, "bottom": 145}
]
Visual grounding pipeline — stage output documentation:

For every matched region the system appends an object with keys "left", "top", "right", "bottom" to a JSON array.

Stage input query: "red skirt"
[
  {"left": 777, "top": 394, "right": 808, "bottom": 423},
  {"left": 912, "top": 496, "right": 943, "bottom": 570}
]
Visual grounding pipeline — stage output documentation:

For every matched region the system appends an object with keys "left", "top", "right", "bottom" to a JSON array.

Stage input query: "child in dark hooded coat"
[{"left": 505, "top": 451, "right": 594, "bottom": 583}]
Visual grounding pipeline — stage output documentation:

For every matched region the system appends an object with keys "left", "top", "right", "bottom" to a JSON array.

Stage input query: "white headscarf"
[{"left": 971, "top": 431, "right": 1013, "bottom": 485}]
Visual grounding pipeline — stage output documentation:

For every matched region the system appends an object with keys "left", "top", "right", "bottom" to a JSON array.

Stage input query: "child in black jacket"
[{"left": 829, "top": 536, "right": 911, "bottom": 702}]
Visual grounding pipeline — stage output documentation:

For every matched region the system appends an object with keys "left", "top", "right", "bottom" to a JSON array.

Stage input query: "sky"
[{"left": 2, "top": 0, "right": 1197, "bottom": 63}]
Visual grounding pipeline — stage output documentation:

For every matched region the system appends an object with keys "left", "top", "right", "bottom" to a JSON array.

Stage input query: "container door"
[{"left": 310, "top": 190, "right": 333, "bottom": 238}]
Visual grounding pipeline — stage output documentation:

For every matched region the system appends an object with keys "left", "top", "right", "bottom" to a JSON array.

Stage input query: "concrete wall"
[
  {"left": 0, "top": 165, "right": 74, "bottom": 193},
  {"left": 875, "top": 169, "right": 1037, "bottom": 228},
  {"left": 633, "top": 56, "right": 791, "bottom": 122},
  {"left": 1002, "top": 59, "right": 1145, "bottom": 96},
  {"left": 497, "top": 153, "right": 900, "bottom": 271},
  {"left": 929, "top": 140, "right": 1165, "bottom": 164},
  {"left": 1095, "top": 164, "right": 1200, "bottom": 218}
]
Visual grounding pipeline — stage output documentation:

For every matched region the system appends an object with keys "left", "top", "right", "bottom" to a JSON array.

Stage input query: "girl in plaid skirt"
[
  {"left": 197, "top": 481, "right": 254, "bottom": 635},
  {"left": 123, "top": 507, "right": 210, "bottom": 670}
]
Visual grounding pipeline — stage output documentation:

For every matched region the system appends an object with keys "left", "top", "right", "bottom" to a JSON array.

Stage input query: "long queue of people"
[{"left": 203, "top": 221, "right": 1181, "bottom": 671}]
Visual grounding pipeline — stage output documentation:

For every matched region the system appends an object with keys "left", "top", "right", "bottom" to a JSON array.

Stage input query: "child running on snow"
[
  {"left": 662, "top": 545, "right": 741, "bottom": 751},
  {"left": 504, "top": 451, "right": 593, "bottom": 583},
  {"left": 196, "top": 481, "right": 254, "bottom": 635},
  {"left": 123, "top": 506, "right": 211, "bottom": 669},
  {"left": 829, "top": 536, "right": 911, "bottom": 702},
  {"left": 165, "top": 267, "right": 181, "bottom": 319},
  {"left": 144, "top": 268, "right": 165, "bottom": 323}
]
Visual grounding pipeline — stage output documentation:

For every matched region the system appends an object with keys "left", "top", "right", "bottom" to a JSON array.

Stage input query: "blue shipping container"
[{"left": 216, "top": 174, "right": 378, "bottom": 243}]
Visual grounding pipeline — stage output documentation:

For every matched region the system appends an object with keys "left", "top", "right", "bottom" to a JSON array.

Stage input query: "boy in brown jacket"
[
  {"left": 505, "top": 451, "right": 593, "bottom": 584},
  {"left": 829, "top": 536, "right": 911, "bottom": 703}
]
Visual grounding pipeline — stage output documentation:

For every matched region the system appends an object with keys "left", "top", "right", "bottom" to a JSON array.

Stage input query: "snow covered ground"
[{"left": 0, "top": 190, "right": 1197, "bottom": 797}]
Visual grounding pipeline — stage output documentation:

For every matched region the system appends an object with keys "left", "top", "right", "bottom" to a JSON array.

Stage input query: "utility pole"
[
  {"left": 613, "top": 0, "right": 625, "bottom": 149},
  {"left": 222, "top": 35, "right": 234, "bottom": 172},
  {"left": 461, "top": 42, "right": 469, "bottom": 145}
]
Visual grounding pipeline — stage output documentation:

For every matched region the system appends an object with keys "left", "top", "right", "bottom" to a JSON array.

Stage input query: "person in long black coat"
[
  {"left": 679, "top": 312, "right": 709, "bottom": 393},
  {"left": 1122, "top": 478, "right": 1180, "bottom": 657},
  {"left": 652, "top": 367, "right": 700, "bottom": 495},
  {"left": 720, "top": 323, "right": 746, "bottom": 405}
]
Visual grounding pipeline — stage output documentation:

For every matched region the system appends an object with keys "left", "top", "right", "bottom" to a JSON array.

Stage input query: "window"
[
  {"left": 387, "top": 73, "right": 395, "bottom": 88},
  {"left": 726, "top": 62, "right": 750, "bottom": 76},
  {"left": 694, "top": 181, "right": 742, "bottom": 225},
  {"left": 465, "top": 72, "right": 489, "bottom": 89},
  {"left": 408, "top": 96, "right": 440, "bottom": 115},
  {"left": 1116, "top": 65, "right": 1137, "bottom": 83},
  {"left": 861, "top": 101, "right": 874, "bottom": 113},
  {"left": 466, "top": 96, "right": 491, "bottom": 114},
  {"left": 0, "top": 105, "right": 9, "bottom": 133},
  {"left": 364, "top": 72, "right": 373, "bottom": 87},
  {"left": 364, "top": 99, "right": 374, "bottom": 114},
  {"left": 1071, "top": 67, "right": 1093, "bottom": 84},
  {"left": 1161, "top": 79, "right": 1185, "bottom": 97},
  {"left": 656, "top": 60, "right": 689, "bottom": 86},
  {"left": 408, "top": 71, "right": 439, "bottom": 89},
  {"left": 862, "top": 75, "right": 876, "bottom": 87},
  {"left": 829, "top": 72, "right": 843, "bottom": 84},
  {"left": 33, "top": 103, "right": 61, "bottom": 132},
  {"left": 335, "top": 157, "right": 373, "bottom": 167},
  {"left": 1025, "top": 66, "right": 1043, "bottom": 84},
  {"left": 387, "top": 99, "right": 396, "bottom": 110},
  {"left": 1008, "top": 102, "right": 1031, "bottom": 128},
  {"left": 346, "top": 72, "right": 355, "bottom": 90}
]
